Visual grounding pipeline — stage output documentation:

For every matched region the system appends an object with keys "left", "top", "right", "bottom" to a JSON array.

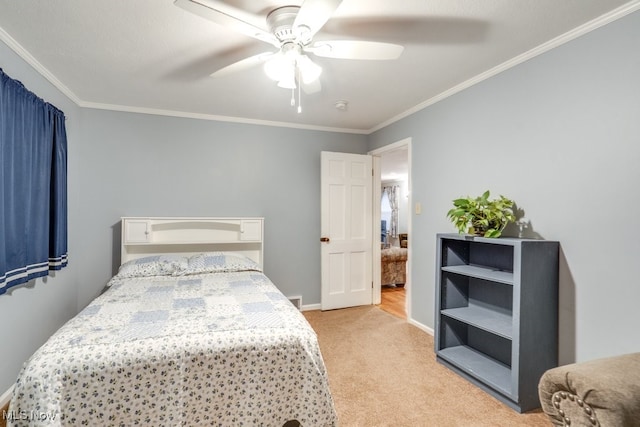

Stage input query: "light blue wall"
[
  {"left": 74, "top": 109, "right": 367, "bottom": 308},
  {"left": 369, "top": 10, "right": 640, "bottom": 364}
]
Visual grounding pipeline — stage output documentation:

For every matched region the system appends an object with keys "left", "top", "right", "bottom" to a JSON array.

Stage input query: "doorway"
[{"left": 370, "top": 138, "right": 411, "bottom": 320}]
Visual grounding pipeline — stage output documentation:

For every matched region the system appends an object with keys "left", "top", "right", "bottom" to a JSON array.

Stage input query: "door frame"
[{"left": 369, "top": 138, "right": 412, "bottom": 318}]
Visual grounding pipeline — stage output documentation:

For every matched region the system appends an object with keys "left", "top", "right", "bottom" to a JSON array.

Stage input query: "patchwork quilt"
[{"left": 9, "top": 260, "right": 337, "bottom": 426}]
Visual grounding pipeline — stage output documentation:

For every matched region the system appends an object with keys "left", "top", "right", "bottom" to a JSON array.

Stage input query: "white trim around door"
[{"left": 369, "top": 138, "right": 412, "bottom": 318}]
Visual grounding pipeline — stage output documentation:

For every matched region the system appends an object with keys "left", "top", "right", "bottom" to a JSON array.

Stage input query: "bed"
[{"left": 8, "top": 217, "right": 337, "bottom": 426}]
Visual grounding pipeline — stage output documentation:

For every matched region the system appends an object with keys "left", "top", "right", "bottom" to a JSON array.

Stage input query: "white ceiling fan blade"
[
  {"left": 308, "top": 40, "right": 404, "bottom": 60},
  {"left": 210, "top": 52, "right": 276, "bottom": 78},
  {"left": 293, "top": 0, "right": 343, "bottom": 42},
  {"left": 175, "top": 0, "right": 279, "bottom": 47}
]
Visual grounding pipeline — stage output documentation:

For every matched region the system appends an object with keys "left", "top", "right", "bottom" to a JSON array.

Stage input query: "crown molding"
[
  {"left": 79, "top": 100, "right": 368, "bottom": 134},
  {"left": 368, "top": 0, "right": 640, "bottom": 134},
  {"left": 0, "top": 26, "right": 82, "bottom": 105}
]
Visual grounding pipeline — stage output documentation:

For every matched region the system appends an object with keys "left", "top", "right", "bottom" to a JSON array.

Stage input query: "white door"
[{"left": 321, "top": 151, "right": 373, "bottom": 310}]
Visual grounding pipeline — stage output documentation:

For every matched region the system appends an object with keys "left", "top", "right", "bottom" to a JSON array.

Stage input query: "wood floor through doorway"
[{"left": 379, "top": 285, "right": 405, "bottom": 319}]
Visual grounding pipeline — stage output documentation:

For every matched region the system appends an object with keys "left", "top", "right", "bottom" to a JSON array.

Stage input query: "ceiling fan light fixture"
[
  {"left": 176, "top": 0, "right": 404, "bottom": 113},
  {"left": 264, "top": 54, "right": 291, "bottom": 81},
  {"left": 264, "top": 49, "right": 321, "bottom": 87},
  {"left": 277, "top": 73, "right": 297, "bottom": 89},
  {"left": 297, "top": 55, "right": 322, "bottom": 84}
]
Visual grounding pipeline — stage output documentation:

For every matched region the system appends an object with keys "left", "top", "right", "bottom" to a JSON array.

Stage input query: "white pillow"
[
  {"left": 116, "top": 255, "right": 188, "bottom": 278},
  {"left": 183, "top": 252, "right": 261, "bottom": 275}
]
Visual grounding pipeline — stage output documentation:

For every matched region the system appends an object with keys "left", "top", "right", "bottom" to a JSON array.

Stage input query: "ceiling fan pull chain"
[
  {"left": 290, "top": 88, "right": 295, "bottom": 107},
  {"left": 297, "top": 66, "right": 302, "bottom": 114}
]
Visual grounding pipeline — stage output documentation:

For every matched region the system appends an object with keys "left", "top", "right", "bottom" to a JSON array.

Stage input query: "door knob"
[{"left": 320, "top": 237, "right": 330, "bottom": 242}]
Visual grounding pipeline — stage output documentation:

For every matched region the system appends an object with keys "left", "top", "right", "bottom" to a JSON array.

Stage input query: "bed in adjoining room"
[{"left": 7, "top": 217, "right": 337, "bottom": 427}]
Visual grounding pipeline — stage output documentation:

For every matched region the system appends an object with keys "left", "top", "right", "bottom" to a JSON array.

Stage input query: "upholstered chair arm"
[{"left": 538, "top": 352, "right": 640, "bottom": 426}]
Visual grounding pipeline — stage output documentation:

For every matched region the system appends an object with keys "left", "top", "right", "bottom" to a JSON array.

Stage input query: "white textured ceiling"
[{"left": 0, "top": 0, "right": 637, "bottom": 133}]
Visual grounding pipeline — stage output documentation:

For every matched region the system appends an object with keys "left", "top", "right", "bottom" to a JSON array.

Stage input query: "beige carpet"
[{"left": 303, "top": 306, "right": 551, "bottom": 427}]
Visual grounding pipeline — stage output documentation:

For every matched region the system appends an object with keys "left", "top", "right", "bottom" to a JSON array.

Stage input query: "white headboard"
[{"left": 120, "top": 217, "right": 264, "bottom": 267}]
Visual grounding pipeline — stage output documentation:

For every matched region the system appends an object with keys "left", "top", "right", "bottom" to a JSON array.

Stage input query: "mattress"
[{"left": 8, "top": 254, "right": 337, "bottom": 426}]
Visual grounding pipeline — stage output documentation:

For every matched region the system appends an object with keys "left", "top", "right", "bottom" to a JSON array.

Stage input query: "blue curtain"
[{"left": 0, "top": 68, "right": 68, "bottom": 295}]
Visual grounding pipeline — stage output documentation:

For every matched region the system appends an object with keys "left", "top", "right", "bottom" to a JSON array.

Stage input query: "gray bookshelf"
[{"left": 435, "top": 233, "right": 559, "bottom": 412}]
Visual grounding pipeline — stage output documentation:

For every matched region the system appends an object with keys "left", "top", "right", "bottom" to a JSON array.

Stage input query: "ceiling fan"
[{"left": 174, "top": 0, "right": 404, "bottom": 111}]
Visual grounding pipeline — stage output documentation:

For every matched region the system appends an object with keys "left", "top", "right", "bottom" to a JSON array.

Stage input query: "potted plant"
[{"left": 447, "top": 190, "right": 516, "bottom": 238}]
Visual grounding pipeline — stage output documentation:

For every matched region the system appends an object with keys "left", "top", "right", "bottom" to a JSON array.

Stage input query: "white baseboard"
[
  {"left": 1, "top": 385, "right": 13, "bottom": 408},
  {"left": 408, "top": 317, "right": 434, "bottom": 336},
  {"left": 299, "top": 304, "right": 436, "bottom": 331},
  {"left": 301, "top": 303, "right": 321, "bottom": 311}
]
